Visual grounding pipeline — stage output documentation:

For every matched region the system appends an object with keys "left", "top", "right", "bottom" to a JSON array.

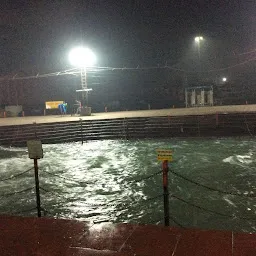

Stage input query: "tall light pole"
[
  {"left": 195, "top": 36, "right": 204, "bottom": 76},
  {"left": 69, "top": 47, "right": 96, "bottom": 115}
]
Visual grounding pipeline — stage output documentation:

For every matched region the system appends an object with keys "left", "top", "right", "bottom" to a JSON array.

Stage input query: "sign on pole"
[
  {"left": 157, "top": 148, "right": 172, "bottom": 227},
  {"left": 27, "top": 140, "right": 43, "bottom": 217},
  {"left": 157, "top": 149, "right": 172, "bottom": 226},
  {"left": 157, "top": 149, "right": 173, "bottom": 162},
  {"left": 27, "top": 140, "right": 43, "bottom": 159}
]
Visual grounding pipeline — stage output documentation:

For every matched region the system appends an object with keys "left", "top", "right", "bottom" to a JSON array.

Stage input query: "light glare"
[
  {"left": 195, "top": 36, "right": 204, "bottom": 43},
  {"left": 69, "top": 47, "right": 96, "bottom": 67},
  {"left": 222, "top": 77, "right": 227, "bottom": 82}
]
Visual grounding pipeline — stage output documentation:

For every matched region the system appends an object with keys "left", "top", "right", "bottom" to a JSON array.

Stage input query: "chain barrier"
[
  {"left": 133, "top": 170, "right": 162, "bottom": 183},
  {"left": 169, "top": 169, "right": 256, "bottom": 197},
  {"left": 141, "top": 194, "right": 163, "bottom": 203},
  {"left": 0, "top": 167, "right": 33, "bottom": 182},
  {"left": 0, "top": 186, "right": 35, "bottom": 198},
  {"left": 3, "top": 164, "right": 255, "bottom": 227},
  {"left": 0, "top": 167, "right": 37, "bottom": 217},
  {"left": 39, "top": 186, "right": 64, "bottom": 200},
  {"left": 170, "top": 194, "right": 256, "bottom": 221},
  {"left": 43, "top": 170, "right": 81, "bottom": 183},
  {"left": 0, "top": 163, "right": 163, "bottom": 221},
  {"left": 168, "top": 214, "right": 184, "bottom": 228},
  {"left": 42, "top": 168, "right": 162, "bottom": 185},
  {"left": 11, "top": 207, "right": 38, "bottom": 215}
]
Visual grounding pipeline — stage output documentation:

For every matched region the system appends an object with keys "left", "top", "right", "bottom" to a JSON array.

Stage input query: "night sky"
[
  {"left": 0, "top": 1, "right": 255, "bottom": 110},
  {"left": 1, "top": 0, "right": 255, "bottom": 72}
]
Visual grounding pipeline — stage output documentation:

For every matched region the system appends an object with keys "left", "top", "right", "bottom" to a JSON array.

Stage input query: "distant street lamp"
[
  {"left": 69, "top": 47, "right": 96, "bottom": 115},
  {"left": 195, "top": 36, "right": 204, "bottom": 43},
  {"left": 194, "top": 36, "right": 204, "bottom": 75},
  {"left": 222, "top": 77, "right": 227, "bottom": 82}
]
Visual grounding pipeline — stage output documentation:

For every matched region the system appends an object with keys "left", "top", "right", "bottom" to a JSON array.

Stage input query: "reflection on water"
[{"left": 0, "top": 138, "right": 256, "bottom": 232}]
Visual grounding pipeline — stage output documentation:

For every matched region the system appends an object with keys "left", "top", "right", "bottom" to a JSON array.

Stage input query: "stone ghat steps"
[{"left": 0, "top": 113, "right": 255, "bottom": 146}]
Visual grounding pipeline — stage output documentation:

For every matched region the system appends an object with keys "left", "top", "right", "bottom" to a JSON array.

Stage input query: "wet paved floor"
[
  {"left": 0, "top": 216, "right": 256, "bottom": 255},
  {"left": 1, "top": 104, "right": 256, "bottom": 127}
]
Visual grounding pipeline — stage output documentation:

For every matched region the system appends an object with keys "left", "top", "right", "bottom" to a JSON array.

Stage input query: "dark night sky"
[{"left": 1, "top": 0, "right": 255, "bottom": 74}]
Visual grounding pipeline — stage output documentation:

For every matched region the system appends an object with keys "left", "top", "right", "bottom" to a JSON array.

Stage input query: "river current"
[{"left": 0, "top": 138, "right": 256, "bottom": 233}]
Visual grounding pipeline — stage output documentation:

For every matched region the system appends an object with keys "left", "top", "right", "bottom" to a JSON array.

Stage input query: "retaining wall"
[{"left": 0, "top": 113, "right": 255, "bottom": 146}]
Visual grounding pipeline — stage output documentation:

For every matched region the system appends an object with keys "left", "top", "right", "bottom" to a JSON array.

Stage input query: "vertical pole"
[
  {"left": 33, "top": 122, "right": 38, "bottom": 139},
  {"left": 198, "top": 41, "right": 201, "bottom": 82},
  {"left": 34, "top": 159, "right": 41, "bottom": 217},
  {"left": 81, "top": 67, "right": 88, "bottom": 108},
  {"left": 162, "top": 160, "right": 169, "bottom": 226},
  {"left": 15, "top": 84, "right": 18, "bottom": 106},
  {"left": 185, "top": 88, "right": 188, "bottom": 108},
  {"left": 80, "top": 118, "right": 83, "bottom": 145},
  {"left": 85, "top": 72, "right": 88, "bottom": 108},
  {"left": 7, "top": 82, "right": 10, "bottom": 106}
]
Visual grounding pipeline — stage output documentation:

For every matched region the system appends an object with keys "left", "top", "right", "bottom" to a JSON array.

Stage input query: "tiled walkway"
[{"left": 0, "top": 216, "right": 255, "bottom": 255}]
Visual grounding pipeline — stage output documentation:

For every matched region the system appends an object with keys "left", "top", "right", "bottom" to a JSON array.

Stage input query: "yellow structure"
[{"left": 45, "top": 101, "right": 64, "bottom": 109}]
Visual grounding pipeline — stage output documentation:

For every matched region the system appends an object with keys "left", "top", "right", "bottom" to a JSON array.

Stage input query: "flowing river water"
[{"left": 0, "top": 138, "right": 256, "bottom": 233}]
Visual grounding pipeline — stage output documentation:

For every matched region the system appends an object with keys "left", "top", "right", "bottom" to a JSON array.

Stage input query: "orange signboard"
[
  {"left": 45, "top": 101, "right": 63, "bottom": 109},
  {"left": 157, "top": 149, "right": 173, "bottom": 161}
]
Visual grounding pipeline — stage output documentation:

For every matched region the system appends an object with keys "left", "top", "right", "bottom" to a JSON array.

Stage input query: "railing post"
[
  {"left": 27, "top": 140, "right": 43, "bottom": 218},
  {"left": 33, "top": 159, "right": 41, "bottom": 217},
  {"left": 162, "top": 160, "right": 170, "bottom": 226}
]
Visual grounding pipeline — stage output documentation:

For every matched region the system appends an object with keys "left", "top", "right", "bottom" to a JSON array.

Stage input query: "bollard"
[
  {"left": 162, "top": 160, "right": 170, "bottom": 226},
  {"left": 22, "top": 111, "right": 25, "bottom": 117},
  {"left": 44, "top": 109, "right": 46, "bottom": 116},
  {"left": 34, "top": 159, "right": 41, "bottom": 217},
  {"left": 3, "top": 111, "right": 6, "bottom": 118}
]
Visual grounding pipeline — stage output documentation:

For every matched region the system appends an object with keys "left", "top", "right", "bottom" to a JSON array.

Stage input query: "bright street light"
[
  {"left": 69, "top": 46, "right": 96, "bottom": 116},
  {"left": 195, "top": 36, "right": 204, "bottom": 43},
  {"left": 222, "top": 77, "right": 227, "bottom": 82},
  {"left": 194, "top": 36, "right": 204, "bottom": 77},
  {"left": 69, "top": 47, "right": 96, "bottom": 67}
]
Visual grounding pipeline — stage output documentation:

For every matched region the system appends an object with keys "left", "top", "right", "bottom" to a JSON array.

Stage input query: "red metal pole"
[{"left": 162, "top": 160, "right": 169, "bottom": 226}]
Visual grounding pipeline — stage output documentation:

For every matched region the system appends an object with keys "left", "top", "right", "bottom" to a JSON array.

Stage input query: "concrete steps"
[{"left": 0, "top": 113, "right": 255, "bottom": 146}]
